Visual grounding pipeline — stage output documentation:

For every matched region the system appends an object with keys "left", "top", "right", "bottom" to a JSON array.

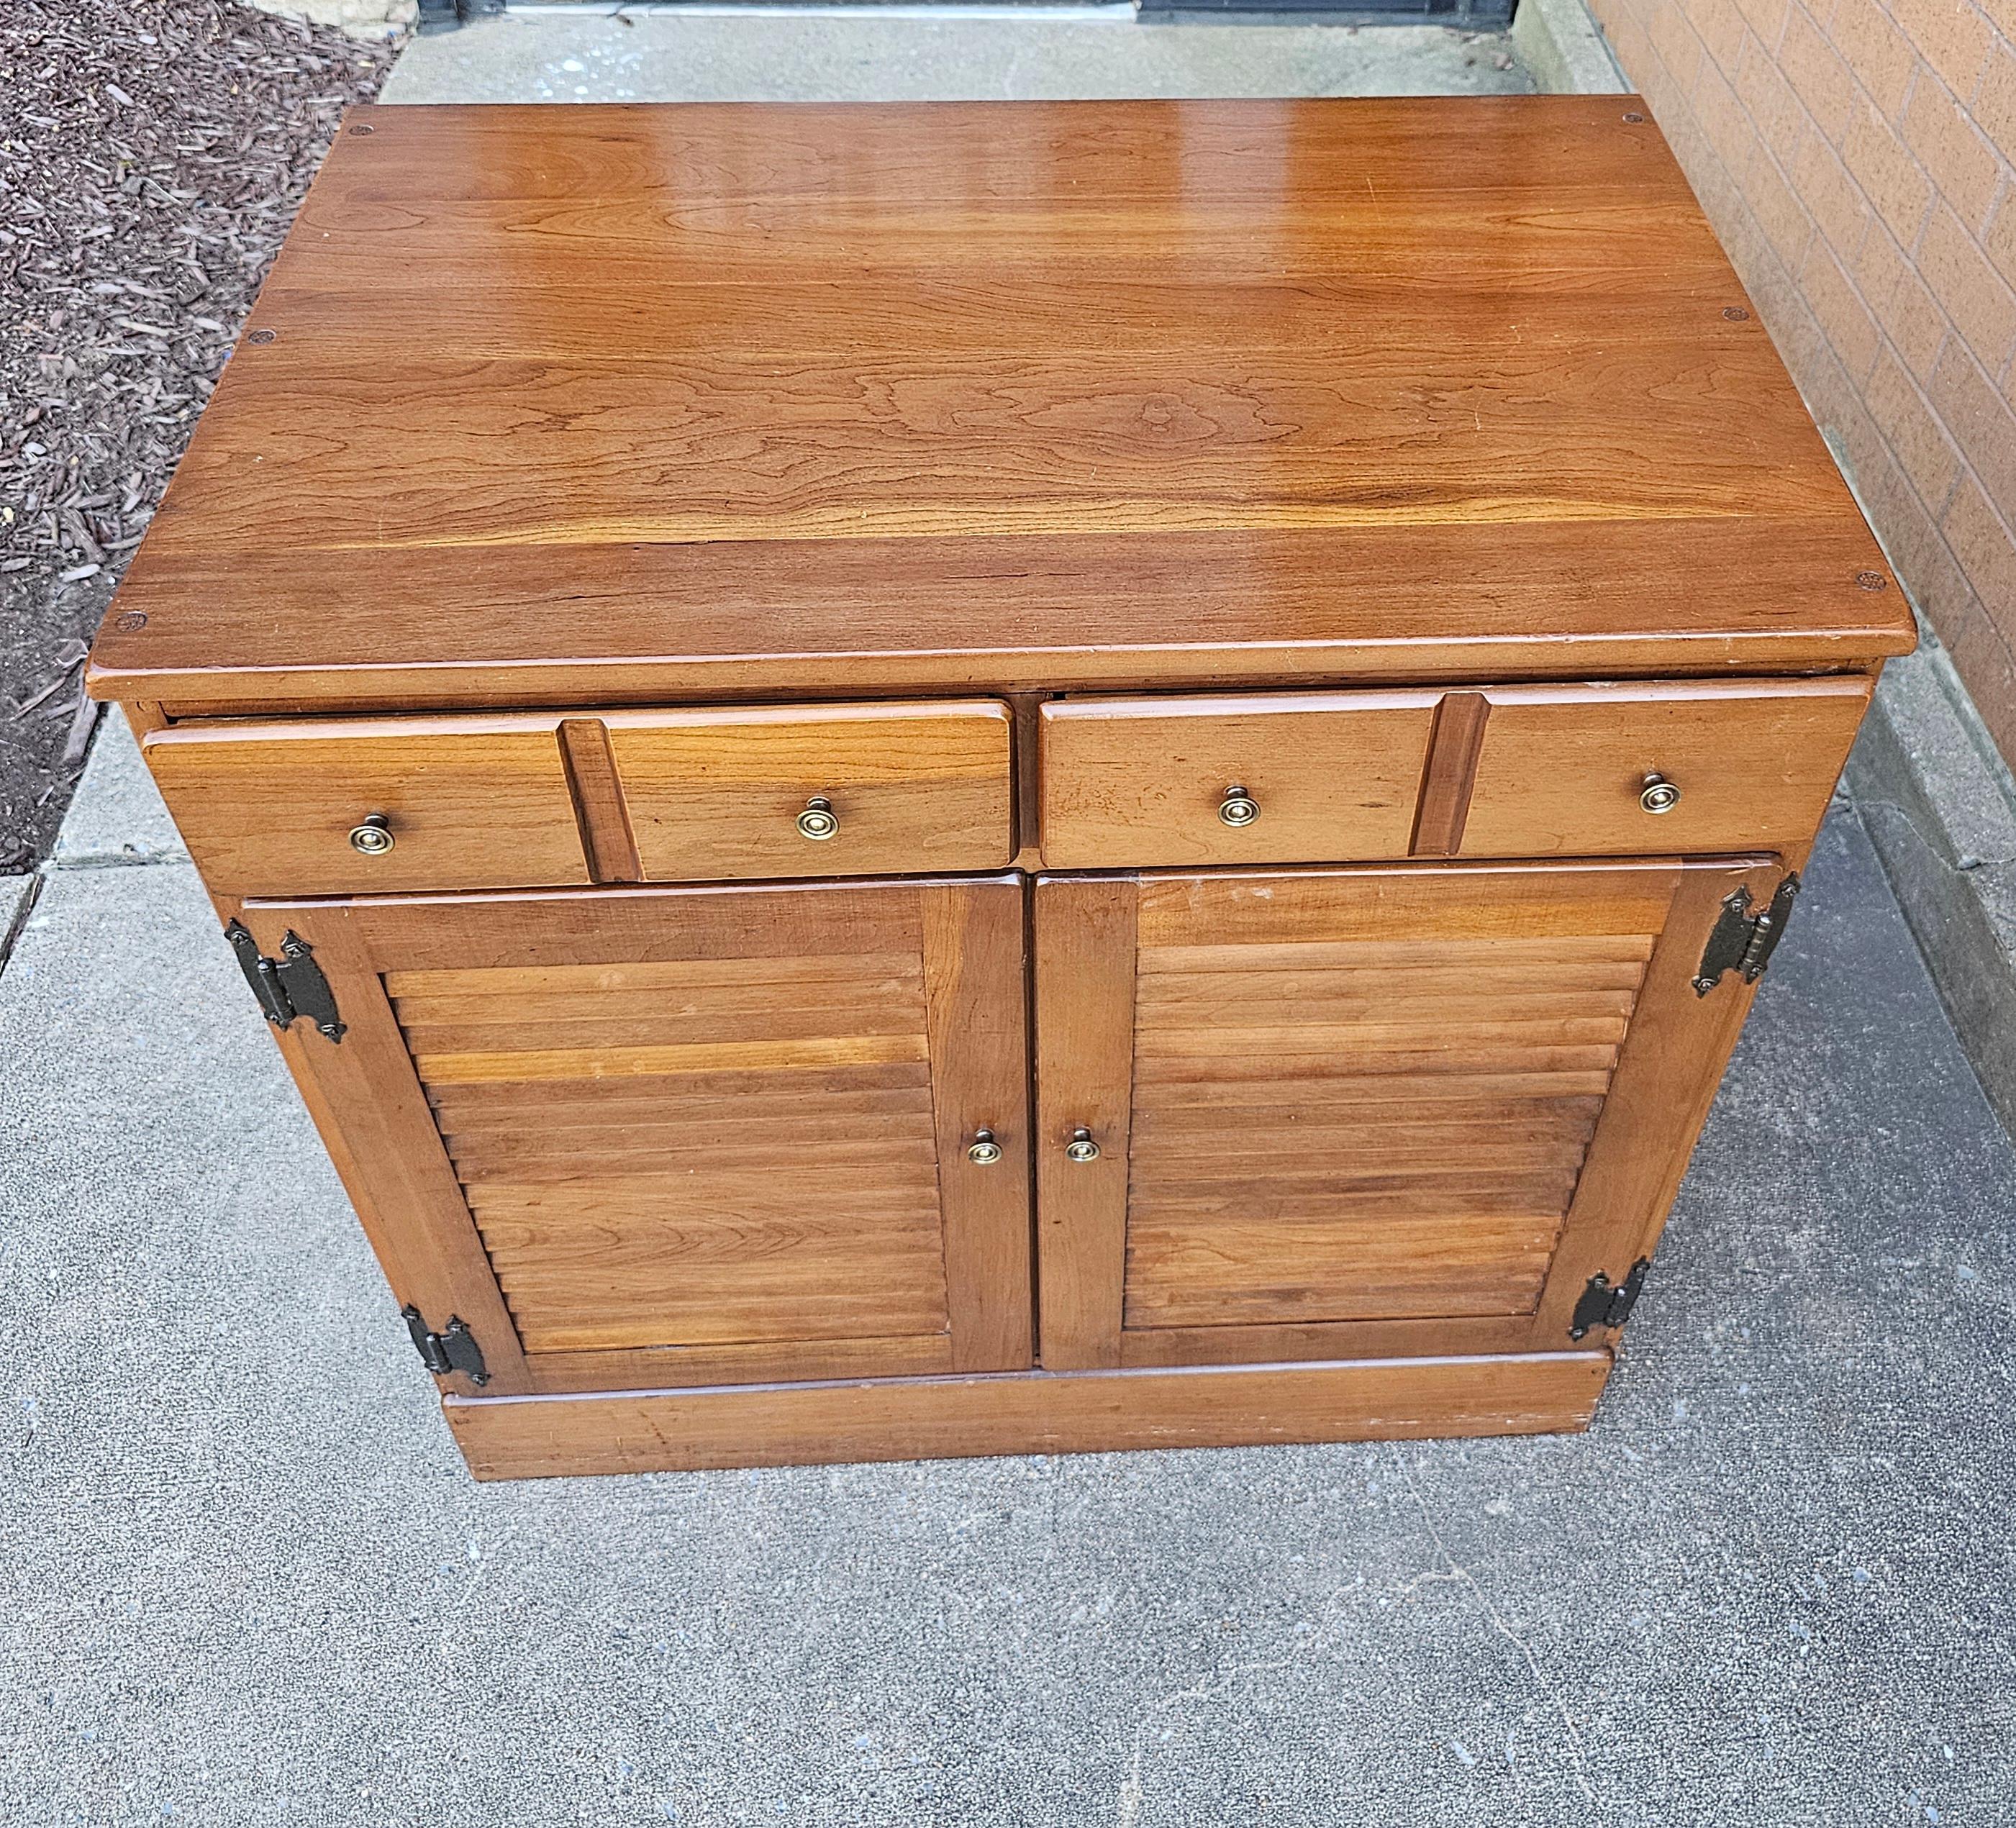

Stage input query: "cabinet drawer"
[
  {"left": 605, "top": 701, "right": 1014, "bottom": 881},
  {"left": 146, "top": 700, "right": 1016, "bottom": 897},
  {"left": 1455, "top": 678, "right": 1872, "bottom": 858},
  {"left": 1038, "top": 691, "right": 1440, "bottom": 869},
  {"left": 144, "top": 717, "right": 594, "bottom": 897}
]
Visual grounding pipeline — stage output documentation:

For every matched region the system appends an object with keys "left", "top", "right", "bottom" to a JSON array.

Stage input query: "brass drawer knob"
[
  {"left": 1218, "top": 783, "right": 1259, "bottom": 827},
  {"left": 348, "top": 813, "right": 396, "bottom": 855},
  {"left": 967, "top": 1127, "right": 1003, "bottom": 1166},
  {"left": 1639, "top": 773, "right": 1682, "bottom": 815},
  {"left": 1064, "top": 1127, "right": 1101, "bottom": 1163},
  {"left": 796, "top": 795, "right": 840, "bottom": 840}
]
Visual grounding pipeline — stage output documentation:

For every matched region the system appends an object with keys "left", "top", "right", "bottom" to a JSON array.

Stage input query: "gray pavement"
[
  {"left": 382, "top": 9, "right": 1530, "bottom": 105},
  {"left": 49, "top": 709, "right": 188, "bottom": 870},
  {"left": 4, "top": 727, "right": 2014, "bottom": 1821}
]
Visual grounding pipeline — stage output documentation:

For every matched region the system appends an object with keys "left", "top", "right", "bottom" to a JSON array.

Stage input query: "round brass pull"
[
  {"left": 1639, "top": 773, "right": 1682, "bottom": 816},
  {"left": 967, "top": 1128, "right": 1003, "bottom": 1166},
  {"left": 348, "top": 813, "right": 396, "bottom": 856},
  {"left": 1064, "top": 1127, "right": 1101, "bottom": 1164},
  {"left": 796, "top": 795, "right": 840, "bottom": 841},
  {"left": 1218, "top": 783, "right": 1260, "bottom": 828}
]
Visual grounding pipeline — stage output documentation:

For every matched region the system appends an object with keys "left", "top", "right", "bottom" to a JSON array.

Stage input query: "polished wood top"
[{"left": 91, "top": 97, "right": 1910, "bottom": 711}]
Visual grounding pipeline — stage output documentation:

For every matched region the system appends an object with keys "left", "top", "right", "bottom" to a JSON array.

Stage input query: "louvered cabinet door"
[
  {"left": 1033, "top": 860, "right": 1773, "bottom": 1370},
  {"left": 238, "top": 877, "right": 1031, "bottom": 1396}
]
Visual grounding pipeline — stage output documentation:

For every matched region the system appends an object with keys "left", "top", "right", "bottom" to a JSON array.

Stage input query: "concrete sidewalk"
[
  {"left": 380, "top": 9, "right": 1530, "bottom": 106},
  {"left": 4, "top": 713, "right": 2014, "bottom": 1824}
]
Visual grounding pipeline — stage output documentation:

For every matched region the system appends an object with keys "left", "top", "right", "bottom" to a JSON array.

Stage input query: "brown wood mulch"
[{"left": 0, "top": 1, "right": 394, "bottom": 870}]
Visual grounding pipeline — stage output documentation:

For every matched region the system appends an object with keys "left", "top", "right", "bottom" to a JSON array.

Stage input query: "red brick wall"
[{"left": 1586, "top": 0, "right": 2016, "bottom": 763}]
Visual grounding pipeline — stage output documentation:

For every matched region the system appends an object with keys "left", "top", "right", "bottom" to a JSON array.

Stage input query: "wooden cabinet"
[{"left": 88, "top": 98, "right": 1916, "bottom": 1478}]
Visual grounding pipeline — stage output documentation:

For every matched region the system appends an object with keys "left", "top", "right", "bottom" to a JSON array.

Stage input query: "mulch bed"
[{"left": 0, "top": 0, "right": 394, "bottom": 871}]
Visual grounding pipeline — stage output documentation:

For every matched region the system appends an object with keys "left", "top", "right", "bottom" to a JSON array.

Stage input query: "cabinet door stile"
[
  {"left": 1032, "top": 874, "right": 1139, "bottom": 1370},
  {"left": 1527, "top": 858, "right": 1774, "bottom": 1342},
  {"left": 923, "top": 881, "right": 1033, "bottom": 1373},
  {"left": 247, "top": 904, "right": 535, "bottom": 1395}
]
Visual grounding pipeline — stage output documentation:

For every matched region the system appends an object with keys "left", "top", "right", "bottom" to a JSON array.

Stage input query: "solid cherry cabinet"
[{"left": 91, "top": 99, "right": 1914, "bottom": 1476}]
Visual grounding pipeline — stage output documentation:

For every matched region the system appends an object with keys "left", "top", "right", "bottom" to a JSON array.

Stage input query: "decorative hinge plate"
[
  {"left": 403, "top": 1305, "right": 491, "bottom": 1385},
  {"left": 1569, "top": 1258, "right": 1650, "bottom": 1340},
  {"left": 1694, "top": 874, "right": 1801, "bottom": 997},
  {"left": 224, "top": 921, "right": 345, "bottom": 1042}
]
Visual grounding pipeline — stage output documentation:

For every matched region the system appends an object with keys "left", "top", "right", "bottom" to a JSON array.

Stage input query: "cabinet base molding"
[{"left": 443, "top": 1351, "right": 1614, "bottom": 1480}]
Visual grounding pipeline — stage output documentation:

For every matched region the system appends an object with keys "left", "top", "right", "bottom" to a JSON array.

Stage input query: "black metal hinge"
[
  {"left": 224, "top": 921, "right": 345, "bottom": 1042},
  {"left": 403, "top": 1305, "right": 491, "bottom": 1385},
  {"left": 1693, "top": 874, "right": 1801, "bottom": 997},
  {"left": 1569, "top": 1259, "right": 1650, "bottom": 1340}
]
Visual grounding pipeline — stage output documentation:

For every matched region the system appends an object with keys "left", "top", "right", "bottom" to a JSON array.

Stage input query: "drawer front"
[
  {"left": 1457, "top": 678, "right": 1872, "bottom": 858},
  {"left": 146, "top": 700, "right": 1015, "bottom": 897},
  {"left": 144, "top": 717, "right": 592, "bottom": 897},
  {"left": 605, "top": 701, "right": 1014, "bottom": 881},
  {"left": 1038, "top": 692, "right": 1440, "bottom": 869}
]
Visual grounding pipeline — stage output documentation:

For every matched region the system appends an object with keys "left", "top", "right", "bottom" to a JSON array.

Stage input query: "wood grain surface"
[
  {"left": 1031, "top": 861, "right": 1738, "bottom": 1368},
  {"left": 260, "top": 876, "right": 1032, "bottom": 1391},
  {"left": 1458, "top": 676, "right": 1871, "bottom": 857},
  {"left": 145, "top": 715, "right": 592, "bottom": 896},
  {"left": 147, "top": 700, "right": 1014, "bottom": 896},
  {"left": 605, "top": 699, "right": 1014, "bottom": 881},
  {"left": 1038, "top": 690, "right": 1438, "bottom": 869},
  {"left": 90, "top": 98, "right": 1910, "bottom": 711},
  {"left": 445, "top": 1350, "right": 1613, "bottom": 1477}
]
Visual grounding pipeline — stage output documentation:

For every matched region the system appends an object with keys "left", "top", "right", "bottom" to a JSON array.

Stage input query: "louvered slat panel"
[
  {"left": 1124, "top": 927, "right": 1650, "bottom": 1328},
  {"left": 393, "top": 953, "right": 952, "bottom": 1355}
]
